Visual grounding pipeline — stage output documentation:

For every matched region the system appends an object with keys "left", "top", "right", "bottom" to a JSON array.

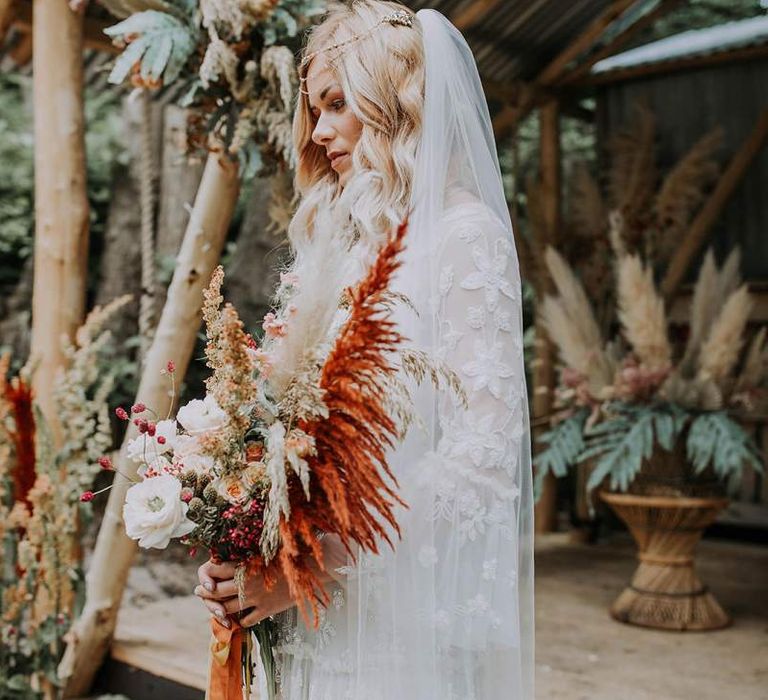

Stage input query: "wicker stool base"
[{"left": 600, "top": 492, "right": 731, "bottom": 631}]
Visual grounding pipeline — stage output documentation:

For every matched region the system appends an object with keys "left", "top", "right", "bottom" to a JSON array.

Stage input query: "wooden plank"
[
  {"left": 451, "top": 0, "right": 503, "bottom": 32},
  {"left": 112, "top": 596, "right": 210, "bottom": 692},
  {"left": 661, "top": 109, "right": 768, "bottom": 301},
  {"left": 558, "top": 0, "right": 685, "bottom": 86}
]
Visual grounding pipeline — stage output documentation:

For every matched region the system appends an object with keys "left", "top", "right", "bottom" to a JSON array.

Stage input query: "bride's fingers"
[
  {"left": 239, "top": 608, "right": 263, "bottom": 627},
  {"left": 201, "top": 597, "right": 229, "bottom": 625},
  {"left": 197, "top": 560, "right": 237, "bottom": 590},
  {"left": 194, "top": 579, "right": 238, "bottom": 600},
  {"left": 223, "top": 596, "right": 254, "bottom": 615}
]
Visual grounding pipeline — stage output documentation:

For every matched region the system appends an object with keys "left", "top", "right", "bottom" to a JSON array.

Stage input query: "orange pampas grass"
[{"left": 273, "top": 220, "right": 410, "bottom": 624}]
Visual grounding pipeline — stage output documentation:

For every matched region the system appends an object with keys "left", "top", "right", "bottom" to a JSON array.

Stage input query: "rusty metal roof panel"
[
  {"left": 593, "top": 15, "right": 768, "bottom": 73},
  {"left": 408, "top": 0, "right": 614, "bottom": 82}
]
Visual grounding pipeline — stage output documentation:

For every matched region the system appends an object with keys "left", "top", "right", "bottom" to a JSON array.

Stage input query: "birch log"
[
  {"left": 29, "top": 0, "right": 88, "bottom": 446},
  {"left": 59, "top": 152, "right": 241, "bottom": 697}
]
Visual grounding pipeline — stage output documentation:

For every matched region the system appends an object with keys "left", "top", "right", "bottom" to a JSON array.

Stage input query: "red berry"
[
  {"left": 167, "top": 360, "right": 176, "bottom": 374},
  {"left": 147, "top": 422, "right": 157, "bottom": 436},
  {"left": 80, "top": 491, "right": 95, "bottom": 502},
  {"left": 137, "top": 419, "right": 149, "bottom": 434},
  {"left": 132, "top": 402, "right": 146, "bottom": 414},
  {"left": 98, "top": 456, "right": 114, "bottom": 470},
  {"left": 116, "top": 407, "right": 129, "bottom": 420},
  {"left": 157, "top": 435, "right": 166, "bottom": 445}
]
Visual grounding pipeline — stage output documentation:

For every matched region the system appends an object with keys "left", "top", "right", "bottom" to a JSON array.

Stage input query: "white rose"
[
  {"left": 137, "top": 453, "right": 173, "bottom": 479},
  {"left": 172, "top": 434, "right": 216, "bottom": 475},
  {"left": 154, "top": 419, "right": 178, "bottom": 452},
  {"left": 123, "top": 474, "right": 196, "bottom": 549},
  {"left": 177, "top": 395, "right": 227, "bottom": 435}
]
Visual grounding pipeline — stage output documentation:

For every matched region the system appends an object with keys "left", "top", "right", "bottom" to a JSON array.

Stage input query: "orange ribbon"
[{"left": 206, "top": 617, "right": 243, "bottom": 700}]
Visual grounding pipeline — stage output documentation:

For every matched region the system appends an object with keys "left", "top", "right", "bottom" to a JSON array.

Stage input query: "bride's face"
[{"left": 305, "top": 54, "right": 363, "bottom": 188}]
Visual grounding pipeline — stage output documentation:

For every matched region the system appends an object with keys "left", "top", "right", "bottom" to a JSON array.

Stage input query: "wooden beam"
[
  {"left": 575, "top": 43, "right": 768, "bottom": 86},
  {"left": 451, "top": 0, "right": 503, "bottom": 32},
  {"left": 494, "top": 0, "right": 641, "bottom": 140},
  {"left": 661, "top": 109, "right": 768, "bottom": 301},
  {"left": 533, "top": 100, "right": 561, "bottom": 534},
  {"left": 537, "top": 0, "right": 640, "bottom": 85},
  {"left": 557, "top": 0, "right": 685, "bottom": 86},
  {"left": 13, "top": 0, "right": 119, "bottom": 54}
]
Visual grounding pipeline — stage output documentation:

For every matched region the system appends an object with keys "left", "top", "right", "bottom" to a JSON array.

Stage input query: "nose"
[{"left": 311, "top": 112, "right": 334, "bottom": 146}]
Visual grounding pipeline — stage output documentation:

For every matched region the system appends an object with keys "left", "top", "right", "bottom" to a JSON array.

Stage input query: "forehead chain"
[{"left": 299, "top": 9, "right": 414, "bottom": 95}]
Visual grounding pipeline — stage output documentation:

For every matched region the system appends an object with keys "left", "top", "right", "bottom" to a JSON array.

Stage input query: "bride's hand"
[{"left": 195, "top": 560, "right": 294, "bottom": 627}]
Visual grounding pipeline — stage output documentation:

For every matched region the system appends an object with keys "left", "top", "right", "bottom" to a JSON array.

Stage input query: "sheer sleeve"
[{"left": 421, "top": 201, "right": 529, "bottom": 651}]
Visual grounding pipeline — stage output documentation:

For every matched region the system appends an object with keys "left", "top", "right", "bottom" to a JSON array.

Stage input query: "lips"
[{"left": 328, "top": 152, "right": 348, "bottom": 169}]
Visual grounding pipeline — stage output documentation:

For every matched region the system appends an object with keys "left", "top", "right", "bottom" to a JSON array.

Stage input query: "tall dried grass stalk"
[
  {"left": 736, "top": 327, "right": 768, "bottom": 391},
  {"left": 616, "top": 254, "right": 671, "bottom": 369},
  {"left": 608, "top": 104, "right": 656, "bottom": 222},
  {"left": 655, "top": 129, "right": 722, "bottom": 252},
  {"left": 543, "top": 247, "right": 612, "bottom": 386},
  {"left": 570, "top": 164, "right": 606, "bottom": 239},
  {"left": 698, "top": 285, "right": 753, "bottom": 383}
]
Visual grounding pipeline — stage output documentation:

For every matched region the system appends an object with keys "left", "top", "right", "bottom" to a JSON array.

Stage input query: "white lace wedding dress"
[{"left": 266, "top": 9, "right": 534, "bottom": 699}]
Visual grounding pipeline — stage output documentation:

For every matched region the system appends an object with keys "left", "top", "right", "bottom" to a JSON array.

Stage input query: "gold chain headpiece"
[{"left": 299, "top": 9, "right": 414, "bottom": 95}]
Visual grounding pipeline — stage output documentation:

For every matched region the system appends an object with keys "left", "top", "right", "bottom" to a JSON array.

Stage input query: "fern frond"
[
  {"left": 533, "top": 409, "right": 589, "bottom": 499},
  {"left": 687, "top": 412, "right": 763, "bottom": 480}
]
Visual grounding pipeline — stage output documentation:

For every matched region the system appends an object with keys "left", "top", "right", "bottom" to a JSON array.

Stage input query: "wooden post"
[
  {"left": 533, "top": 100, "right": 560, "bottom": 534},
  {"left": 59, "top": 152, "right": 241, "bottom": 697},
  {"left": 29, "top": 0, "right": 88, "bottom": 446},
  {"left": 661, "top": 109, "right": 768, "bottom": 301}
]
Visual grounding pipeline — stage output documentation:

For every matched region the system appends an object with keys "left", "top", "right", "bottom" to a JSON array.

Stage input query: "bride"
[{"left": 196, "top": 2, "right": 534, "bottom": 697}]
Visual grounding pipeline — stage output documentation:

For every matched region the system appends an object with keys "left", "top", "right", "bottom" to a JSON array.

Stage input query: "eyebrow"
[{"left": 309, "top": 84, "right": 337, "bottom": 112}]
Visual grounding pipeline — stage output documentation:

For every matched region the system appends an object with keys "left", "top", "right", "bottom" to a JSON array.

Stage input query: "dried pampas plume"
[
  {"left": 542, "top": 247, "right": 613, "bottom": 388},
  {"left": 615, "top": 254, "right": 671, "bottom": 370},
  {"left": 698, "top": 285, "right": 753, "bottom": 384}
]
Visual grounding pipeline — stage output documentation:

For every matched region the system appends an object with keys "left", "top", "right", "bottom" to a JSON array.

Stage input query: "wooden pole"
[
  {"left": 533, "top": 100, "right": 560, "bottom": 534},
  {"left": 29, "top": 0, "right": 88, "bottom": 446},
  {"left": 59, "top": 152, "right": 241, "bottom": 697},
  {"left": 661, "top": 109, "right": 768, "bottom": 301}
]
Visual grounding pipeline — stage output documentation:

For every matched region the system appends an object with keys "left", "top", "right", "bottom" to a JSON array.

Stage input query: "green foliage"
[
  {"left": 687, "top": 411, "right": 764, "bottom": 482},
  {"left": 534, "top": 408, "right": 588, "bottom": 498},
  {"left": 580, "top": 403, "right": 688, "bottom": 492},
  {"left": 534, "top": 400, "right": 764, "bottom": 499},
  {"left": 0, "top": 74, "right": 124, "bottom": 293},
  {"left": 105, "top": 10, "right": 200, "bottom": 85}
]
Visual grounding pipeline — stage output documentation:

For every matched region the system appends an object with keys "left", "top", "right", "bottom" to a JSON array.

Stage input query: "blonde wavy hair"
[{"left": 288, "top": 0, "right": 424, "bottom": 251}]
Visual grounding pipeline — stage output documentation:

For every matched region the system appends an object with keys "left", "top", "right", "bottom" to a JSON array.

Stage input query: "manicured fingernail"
[
  {"left": 193, "top": 586, "right": 202, "bottom": 597},
  {"left": 203, "top": 581, "right": 214, "bottom": 592},
  {"left": 214, "top": 608, "right": 226, "bottom": 619},
  {"left": 221, "top": 618, "right": 231, "bottom": 628}
]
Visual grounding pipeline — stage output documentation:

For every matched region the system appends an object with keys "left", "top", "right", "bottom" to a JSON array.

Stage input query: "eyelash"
[{"left": 310, "top": 99, "right": 345, "bottom": 121}]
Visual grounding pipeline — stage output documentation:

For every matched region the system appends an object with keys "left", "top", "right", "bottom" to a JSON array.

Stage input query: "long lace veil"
[{"left": 275, "top": 8, "right": 534, "bottom": 699}]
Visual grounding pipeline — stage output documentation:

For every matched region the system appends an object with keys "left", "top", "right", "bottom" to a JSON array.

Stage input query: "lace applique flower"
[
  {"left": 461, "top": 340, "right": 514, "bottom": 399},
  {"left": 460, "top": 239, "right": 517, "bottom": 310}
]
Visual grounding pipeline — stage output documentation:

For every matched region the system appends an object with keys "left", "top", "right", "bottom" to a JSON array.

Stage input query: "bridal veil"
[{"left": 274, "top": 9, "right": 534, "bottom": 698}]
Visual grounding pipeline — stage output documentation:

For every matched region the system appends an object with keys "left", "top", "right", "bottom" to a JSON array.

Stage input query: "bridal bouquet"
[{"left": 86, "top": 222, "right": 458, "bottom": 697}]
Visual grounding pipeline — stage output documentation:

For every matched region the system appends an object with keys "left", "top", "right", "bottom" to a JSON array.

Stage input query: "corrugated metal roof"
[
  {"left": 593, "top": 15, "right": 768, "bottom": 73},
  {"left": 409, "top": 0, "right": 615, "bottom": 84}
]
